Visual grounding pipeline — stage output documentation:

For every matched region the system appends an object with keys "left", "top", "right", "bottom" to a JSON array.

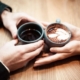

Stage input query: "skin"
[
  {"left": 1, "top": 10, "right": 43, "bottom": 38},
  {"left": 1, "top": 10, "right": 80, "bottom": 69},
  {"left": 0, "top": 10, "right": 44, "bottom": 71},
  {"left": 0, "top": 40, "right": 43, "bottom": 71},
  {"left": 34, "top": 22, "right": 80, "bottom": 67}
]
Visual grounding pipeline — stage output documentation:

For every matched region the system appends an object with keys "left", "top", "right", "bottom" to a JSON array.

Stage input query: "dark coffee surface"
[{"left": 20, "top": 29, "right": 41, "bottom": 41}]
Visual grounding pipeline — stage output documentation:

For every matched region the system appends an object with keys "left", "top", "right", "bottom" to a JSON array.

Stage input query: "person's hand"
[
  {"left": 0, "top": 39, "right": 44, "bottom": 71},
  {"left": 1, "top": 10, "right": 43, "bottom": 38},
  {"left": 34, "top": 22, "right": 80, "bottom": 67}
]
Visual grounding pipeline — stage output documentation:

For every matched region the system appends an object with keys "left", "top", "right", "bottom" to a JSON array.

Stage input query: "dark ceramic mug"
[
  {"left": 18, "top": 22, "right": 44, "bottom": 44},
  {"left": 18, "top": 20, "right": 71, "bottom": 47},
  {"left": 44, "top": 20, "right": 71, "bottom": 47}
]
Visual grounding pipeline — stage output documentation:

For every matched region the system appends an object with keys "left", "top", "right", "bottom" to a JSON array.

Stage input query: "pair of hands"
[
  {"left": 34, "top": 22, "right": 80, "bottom": 67},
  {"left": 0, "top": 10, "right": 80, "bottom": 71},
  {"left": 0, "top": 10, "right": 44, "bottom": 71}
]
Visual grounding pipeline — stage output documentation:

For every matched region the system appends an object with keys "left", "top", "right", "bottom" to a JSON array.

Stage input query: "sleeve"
[
  {"left": 0, "top": 62, "right": 10, "bottom": 80},
  {"left": 0, "top": 1, "right": 12, "bottom": 14},
  {"left": 0, "top": 1, "right": 12, "bottom": 26}
]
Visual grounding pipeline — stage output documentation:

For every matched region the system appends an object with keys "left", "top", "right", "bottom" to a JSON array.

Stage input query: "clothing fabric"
[
  {"left": 0, "top": 62, "right": 10, "bottom": 80},
  {"left": 0, "top": 1, "right": 12, "bottom": 14},
  {"left": 0, "top": 1, "right": 12, "bottom": 80}
]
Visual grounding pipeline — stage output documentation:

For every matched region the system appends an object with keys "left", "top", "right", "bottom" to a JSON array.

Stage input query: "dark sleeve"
[
  {"left": 0, "top": 1, "right": 12, "bottom": 26},
  {"left": 0, "top": 1, "right": 12, "bottom": 14},
  {"left": 0, "top": 62, "right": 10, "bottom": 80}
]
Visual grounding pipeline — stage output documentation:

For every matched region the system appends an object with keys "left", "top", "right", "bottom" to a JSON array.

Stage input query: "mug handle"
[{"left": 56, "top": 19, "right": 61, "bottom": 23}]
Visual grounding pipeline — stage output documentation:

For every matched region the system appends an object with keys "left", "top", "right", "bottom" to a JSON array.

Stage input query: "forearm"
[
  {"left": 1, "top": 10, "right": 11, "bottom": 22},
  {"left": 0, "top": 1, "right": 12, "bottom": 25},
  {"left": 0, "top": 2, "right": 12, "bottom": 80}
]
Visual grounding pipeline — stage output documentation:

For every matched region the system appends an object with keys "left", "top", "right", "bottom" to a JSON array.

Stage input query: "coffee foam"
[{"left": 48, "top": 28, "right": 70, "bottom": 42}]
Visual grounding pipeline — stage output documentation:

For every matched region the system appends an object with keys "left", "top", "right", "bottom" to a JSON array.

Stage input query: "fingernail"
[
  {"left": 50, "top": 48, "right": 52, "bottom": 52},
  {"left": 40, "top": 40, "right": 44, "bottom": 42},
  {"left": 33, "top": 63, "right": 40, "bottom": 67},
  {"left": 34, "top": 59, "right": 43, "bottom": 67},
  {"left": 39, "top": 40, "right": 44, "bottom": 44},
  {"left": 35, "top": 59, "right": 42, "bottom": 63}
]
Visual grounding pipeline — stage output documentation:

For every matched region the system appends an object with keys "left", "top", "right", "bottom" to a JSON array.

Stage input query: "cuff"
[
  {"left": 0, "top": 61, "right": 10, "bottom": 80},
  {"left": 0, "top": 1, "right": 12, "bottom": 14},
  {"left": 0, "top": 60, "right": 10, "bottom": 73}
]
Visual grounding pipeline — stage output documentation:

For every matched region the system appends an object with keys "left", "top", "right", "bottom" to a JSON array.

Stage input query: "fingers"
[
  {"left": 50, "top": 41, "right": 73, "bottom": 53},
  {"left": 17, "top": 40, "right": 44, "bottom": 53},
  {"left": 6, "top": 39, "right": 18, "bottom": 46},
  {"left": 62, "top": 22, "right": 80, "bottom": 32},
  {"left": 34, "top": 53, "right": 71, "bottom": 67},
  {"left": 62, "top": 22, "right": 76, "bottom": 29},
  {"left": 50, "top": 47, "right": 67, "bottom": 53},
  {"left": 50, "top": 40, "right": 80, "bottom": 53},
  {"left": 23, "top": 45, "right": 44, "bottom": 62},
  {"left": 42, "top": 22, "right": 51, "bottom": 27},
  {"left": 50, "top": 43, "right": 70, "bottom": 53},
  {"left": 15, "top": 13, "right": 37, "bottom": 22},
  {"left": 16, "top": 13, "right": 45, "bottom": 29},
  {"left": 8, "top": 23, "right": 17, "bottom": 38}
]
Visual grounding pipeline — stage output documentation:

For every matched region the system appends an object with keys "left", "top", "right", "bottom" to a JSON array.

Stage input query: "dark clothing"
[
  {"left": 0, "top": 1, "right": 12, "bottom": 80},
  {"left": 0, "top": 62, "right": 10, "bottom": 80},
  {"left": 0, "top": 1, "right": 12, "bottom": 14}
]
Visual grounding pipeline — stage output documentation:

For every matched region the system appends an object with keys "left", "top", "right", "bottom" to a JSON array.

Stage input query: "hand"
[
  {"left": 34, "top": 22, "right": 80, "bottom": 67},
  {"left": 1, "top": 10, "right": 43, "bottom": 38},
  {"left": 0, "top": 40, "right": 44, "bottom": 71}
]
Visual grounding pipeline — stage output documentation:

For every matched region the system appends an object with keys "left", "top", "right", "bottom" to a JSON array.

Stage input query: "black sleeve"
[
  {"left": 0, "top": 62, "right": 10, "bottom": 80},
  {"left": 0, "top": 1, "right": 12, "bottom": 26},
  {"left": 0, "top": 1, "right": 12, "bottom": 14}
]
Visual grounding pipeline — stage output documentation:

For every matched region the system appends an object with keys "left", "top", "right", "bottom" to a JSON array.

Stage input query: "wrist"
[
  {"left": 1, "top": 10, "right": 11, "bottom": 18},
  {"left": 0, "top": 10, "right": 11, "bottom": 26},
  {"left": 0, "top": 1, "right": 12, "bottom": 25}
]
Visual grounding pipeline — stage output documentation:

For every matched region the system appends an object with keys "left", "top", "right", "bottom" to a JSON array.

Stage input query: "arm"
[
  {"left": 0, "top": 2, "right": 12, "bottom": 80},
  {"left": 34, "top": 22, "right": 80, "bottom": 67},
  {"left": 0, "top": 2, "right": 44, "bottom": 80},
  {"left": 0, "top": 1, "right": 12, "bottom": 26},
  {"left": 0, "top": 7, "right": 43, "bottom": 39}
]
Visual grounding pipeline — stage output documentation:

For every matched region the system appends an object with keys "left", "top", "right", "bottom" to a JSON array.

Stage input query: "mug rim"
[
  {"left": 45, "top": 23, "right": 72, "bottom": 45},
  {"left": 18, "top": 22, "right": 44, "bottom": 43}
]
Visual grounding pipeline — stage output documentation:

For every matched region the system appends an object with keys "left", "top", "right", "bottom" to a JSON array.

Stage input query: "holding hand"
[
  {"left": 34, "top": 22, "right": 80, "bottom": 67},
  {"left": 0, "top": 10, "right": 45, "bottom": 71},
  {"left": 1, "top": 10, "right": 40, "bottom": 38},
  {"left": 0, "top": 40, "right": 44, "bottom": 71}
]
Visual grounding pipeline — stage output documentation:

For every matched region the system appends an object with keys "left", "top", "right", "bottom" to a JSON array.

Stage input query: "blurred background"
[
  {"left": 2, "top": 0, "right": 80, "bottom": 27},
  {"left": 1, "top": 0, "right": 80, "bottom": 80}
]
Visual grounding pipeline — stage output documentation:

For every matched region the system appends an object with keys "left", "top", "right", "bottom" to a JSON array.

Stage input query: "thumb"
[
  {"left": 8, "top": 24, "right": 17, "bottom": 38},
  {"left": 34, "top": 52, "right": 70, "bottom": 67},
  {"left": 50, "top": 41, "right": 79, "bottom": 53},
  {"left": 8, "top": 39, "right": 18, "bottom": 45},
  {"left": 50, "top": 46, "right": 68, "bottom": 53}
]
